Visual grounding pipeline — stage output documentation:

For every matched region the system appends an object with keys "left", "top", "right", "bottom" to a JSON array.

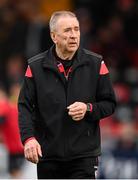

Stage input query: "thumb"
[
  {"left": 67, "top": 102, "right": 78, "bottom": 109},
  {"left": 37, "top": 144, "right": 42, "bottom": 157}
]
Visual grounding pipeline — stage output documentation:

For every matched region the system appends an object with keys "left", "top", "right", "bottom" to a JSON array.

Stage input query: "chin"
[{"left": 68, "top": 46, "right": 78, "bottom": 52}]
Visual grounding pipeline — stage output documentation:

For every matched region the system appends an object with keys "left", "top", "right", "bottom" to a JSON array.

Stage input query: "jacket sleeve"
[
  {"left": 88, "top": 62, "right": 116, "bottom": 121},
  {"left": 18, "top": 67, "right": 36, "bottom": 144}
]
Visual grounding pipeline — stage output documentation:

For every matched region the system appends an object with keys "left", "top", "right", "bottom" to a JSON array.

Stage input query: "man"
[{"left": 18, "top": 11, "right": 116, "bottom": 179}]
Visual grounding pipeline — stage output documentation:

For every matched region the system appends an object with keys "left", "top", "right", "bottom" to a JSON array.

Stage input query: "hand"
[
  {"left": 67, "top": 102, "right": 87, "bottom": 121},
  {"left": 24, "top": 138, "right": 42, "bottom": 164}
]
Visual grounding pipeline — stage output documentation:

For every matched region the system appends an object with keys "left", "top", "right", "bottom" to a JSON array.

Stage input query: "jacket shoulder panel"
[
  {"left": 28, "top": 51, "right": 47, "bottom": 64},
  {"left": 83, "top": 49, "right": 103, "bottom": 60}
]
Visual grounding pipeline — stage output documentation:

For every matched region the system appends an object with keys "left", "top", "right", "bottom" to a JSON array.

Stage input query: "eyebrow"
[{"left": 64, "top": 26, "right": 80, "bottom": 30}]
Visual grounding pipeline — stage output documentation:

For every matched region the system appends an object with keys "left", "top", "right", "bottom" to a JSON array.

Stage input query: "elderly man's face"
[{"left": 52, "top": 16, "right": 80, "bottom": 54}]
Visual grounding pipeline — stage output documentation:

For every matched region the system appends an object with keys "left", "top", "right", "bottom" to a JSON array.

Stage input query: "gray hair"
[{"left": 49, "top": 11, "right": 78, "bottom": 32}]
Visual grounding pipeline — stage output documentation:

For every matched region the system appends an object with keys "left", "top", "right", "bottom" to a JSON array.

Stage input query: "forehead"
[{"left": 56, "top": 16, "right": 79, "bottom": 29}]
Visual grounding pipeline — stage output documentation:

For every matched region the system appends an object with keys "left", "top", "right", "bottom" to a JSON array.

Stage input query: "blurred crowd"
[{"left": 0, "top": 0, "right": 138, "bottom": 178}]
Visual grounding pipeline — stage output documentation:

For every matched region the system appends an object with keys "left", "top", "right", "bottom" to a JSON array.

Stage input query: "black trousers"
[{"left": 37, "top": 157, "right": 98, "bottom": 179}]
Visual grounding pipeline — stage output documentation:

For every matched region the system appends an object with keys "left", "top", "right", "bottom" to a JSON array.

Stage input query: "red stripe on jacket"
[
  {"left": 100, "top": 61, "right": 109, "bottom": 75},
  {"left": 25, "top": 66, "right": 32, "bottom": 77}
]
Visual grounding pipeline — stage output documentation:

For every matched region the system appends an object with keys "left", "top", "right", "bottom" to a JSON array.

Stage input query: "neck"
[{"left": 56, "top": 47, "right": 75, "bottom": 60}]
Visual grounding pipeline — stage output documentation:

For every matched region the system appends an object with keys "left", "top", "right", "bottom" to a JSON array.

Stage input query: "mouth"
[{"left": 69, "top": 42, "right": 77, "bottom": 46}]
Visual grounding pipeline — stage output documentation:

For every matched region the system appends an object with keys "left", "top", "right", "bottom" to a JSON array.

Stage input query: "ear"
[{"left": 50, "top": 32, "right": 57, "bottom": 44}]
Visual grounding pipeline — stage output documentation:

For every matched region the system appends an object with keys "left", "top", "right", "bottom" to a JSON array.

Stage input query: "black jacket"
[{"left": 18, "top": 46, "right": 116, "bottom": 161}]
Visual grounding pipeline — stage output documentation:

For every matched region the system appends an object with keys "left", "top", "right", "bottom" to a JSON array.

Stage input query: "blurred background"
[{"left": 0, "top": 0, "right": 138, "bottom": 178}]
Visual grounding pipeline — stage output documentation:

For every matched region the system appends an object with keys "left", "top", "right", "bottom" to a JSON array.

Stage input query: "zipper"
[
  {"left": 43, "top": 63, "right": 68, "bottom": 158},
  {"left": 43, "top": 60, "right": 88, "bottom": 158}
]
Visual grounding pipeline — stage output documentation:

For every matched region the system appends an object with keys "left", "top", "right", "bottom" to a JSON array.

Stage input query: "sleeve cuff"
[{"left": 87, "top": 103, "right": 93, "bottom": 112}]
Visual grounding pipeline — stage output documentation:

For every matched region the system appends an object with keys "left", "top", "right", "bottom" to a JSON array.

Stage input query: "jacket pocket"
[{"left": 68, "top": 121, "right": 99, "bottom": 155}]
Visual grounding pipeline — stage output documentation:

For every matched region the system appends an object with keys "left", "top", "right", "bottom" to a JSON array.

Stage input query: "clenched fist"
[{"left": 67, "top": 102, "right": 87, "bottom": 121}]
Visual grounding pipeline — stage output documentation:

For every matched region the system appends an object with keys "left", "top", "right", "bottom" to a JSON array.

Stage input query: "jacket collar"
[
  {"left": 42, "top": 45, "right": 89, "bottom": 70},
  {"left": 42, "top": 45, "right": 57, "bottom": 68},
  {"left": 42, "top": 45, "right": 89, "bottom": 85}
]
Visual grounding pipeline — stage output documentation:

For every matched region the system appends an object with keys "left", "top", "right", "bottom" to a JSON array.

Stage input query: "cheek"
[
  {"left": 78, "top": 37, "right": 80, "bottom": 43},
  {"left": 59, "top": 35, "right": 67, "bottom": 41},
  {"left": 78, "top": 33, "right": 80, "bottom": 40},
  {"left": 63, "top": 36, "right": 68, "bottom": 41}
]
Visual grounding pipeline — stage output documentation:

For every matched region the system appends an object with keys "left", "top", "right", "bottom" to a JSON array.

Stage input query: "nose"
[{"left": 70, "top": 30, "right": 77, "bottom": 38}]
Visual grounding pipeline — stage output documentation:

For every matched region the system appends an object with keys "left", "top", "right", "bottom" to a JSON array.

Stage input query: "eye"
[
  {"left": 64, "top": 28, "right": 71, "bottom": 32},
  {"left": 74, "top": 27, "right": 80, "bottom": 31}
]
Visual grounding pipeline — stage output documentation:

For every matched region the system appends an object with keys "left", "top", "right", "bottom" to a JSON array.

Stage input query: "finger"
[
  {"left": 37, "top": 145, "right": 42, "bottom": 157},
  {"left": 24, "top": 149, "right": 29, "bottom": 160},
  {"left": 25, "top": 147, "right": 38, "bottom": 164},
  {"left": 68, "top": 111, "right": 83, "bottom": 116},
  {"left": 25, "top": 148, "right": 34, "bottom": 162},
  {"left": 31, "top": 147, "right": 39, "bottom": 163},
  {"left": 24, "top": 146, "right": 32, "bottom": 159},
  {"left": 72, "top": 116, "right": 82, "bottom": 121},
  {"left": 68, "top": 106, "right": 81, "bottom": 112},
  {"left": 27, "top": 148, "right": 35, "bottom": 162},
  {"left": 73, "top": 114, "right": 84, "bottom": 119},
  {"left": 67, "top": 102, "right": 78, "bottom": 109}
]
